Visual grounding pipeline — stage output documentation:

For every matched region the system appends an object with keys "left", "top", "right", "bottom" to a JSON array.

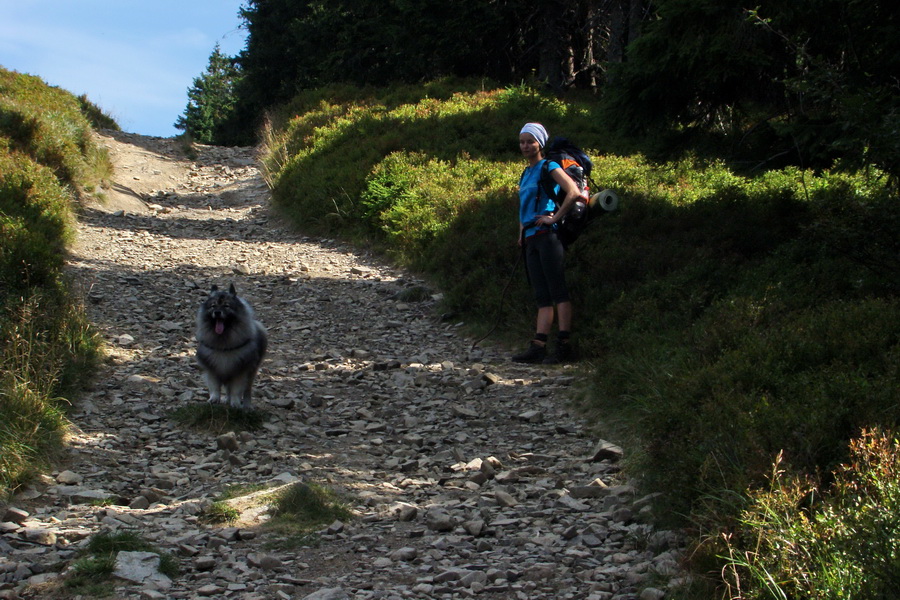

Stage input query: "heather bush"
[
  {"left": 223, "top": 80, "right": 900, "bottom": 597},
  {"left": 0, "top": 68, "right": 109, "bottom": 497}
]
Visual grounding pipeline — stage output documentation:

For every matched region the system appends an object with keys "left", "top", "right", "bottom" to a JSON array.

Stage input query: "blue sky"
[{"left": 0, "top": 1, "right": 248, "bottom": 137}]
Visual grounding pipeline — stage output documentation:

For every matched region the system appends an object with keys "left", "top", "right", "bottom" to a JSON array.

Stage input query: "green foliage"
[
  {"left": 65, "top": 555, "right": 117, "bottom": 596},
  {"left": 269, "top": 481, "right": 353, "bottom": 526},
  {"left": 262, "top": 81, "right": 899, "bottom": 595},
  {"left": 604, "top": 0, "right": 781, "bottom": 136},
  {"left": 77, "top": 94, "right": 119, "bottom": 131},
  {"left": 200, "top": 501, "right": 240, "bottom": 525},
  {"left": 0, "top": 68, "right": 106, "bottom": 498},
  {"left": 360, "top": 152, "right": 516, "bottom": 261},
  {"left": 175, "top": 44, "right": 243, "bottom": 145},
  {"left": 263, "top": 480, "right": 353, "bottom": 549},
  {"left": 0, "top": 367, "right": 67, "bottom": 494},
  {"left": 720, "top": 430, "right": 900, "bottom": 599},
  {"left": 0, "top": 286, "right": 100, "bottom": 497},
  {"left": 0, "top": 67, "right": 114, "bottom": 187},
  {"left": 578, "top": 170, "right": 898, "bottom": 520},
  {"left": 264, "top": 81, "right": 601, "bottom": 238},
  {"left": 229, "top": 0, "right": 547, "bottom": 142},
  {"left": 0, "top": 150, "right": 72, "bottom": 291},
  {"left": 86, "top": 530, "right": 153, "bottom": 555},
  {"left": 749, "top": 0, "right": 900, "bottom": 183},
  {"left": 603, "top": 0, "right": 900, "bottom": 182}
]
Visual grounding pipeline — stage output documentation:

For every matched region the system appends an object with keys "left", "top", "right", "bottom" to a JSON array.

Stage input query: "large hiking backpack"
[{"left": 537, "top": 137, "right": 616, "bottom": 248}]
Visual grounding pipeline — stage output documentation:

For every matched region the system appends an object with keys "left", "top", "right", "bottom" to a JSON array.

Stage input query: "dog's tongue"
[{"left": 215, "top": 320, "right": 225, "bottom": 335}]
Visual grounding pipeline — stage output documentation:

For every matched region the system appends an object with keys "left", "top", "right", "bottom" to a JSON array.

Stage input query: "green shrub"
[
  {"left": 720, "top": 429, "right": 900, "bottom": 599},
  {"left": 0, "top": 68, "right": 108, "bottom": 498},
  {"left": 263, "top": 81, "right": 610, "bottom": 238},
  {"left": 361, "top": 151, "right": 518, "bottom": 262},
  {"left": 585, "top": 274, "right": 899, "bottom": 522},
  {"left": 0, "top": 150, "right": 72, "bottom": 292},
  {"left": 0, "top": 68, "right": 113, "bottom": 187},
  {"left": 262, "top": 80, "right": 899, "bottom": 593}
]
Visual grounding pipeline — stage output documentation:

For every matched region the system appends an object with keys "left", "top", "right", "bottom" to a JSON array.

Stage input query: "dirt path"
[{"left": 0, "top": 131, "right": 683, "bottom": 600}]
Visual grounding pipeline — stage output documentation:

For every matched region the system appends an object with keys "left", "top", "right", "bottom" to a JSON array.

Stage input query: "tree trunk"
[
  {"left": 583, "top": 0, "right": 599, "bottom": 89},
  {"left": 607, "top": 0, "right": 627, "bottom": 65},
  {"left": 538, "top": 0, "right": 575, "bottom": 91},
  {"left": 628, "top": 0, "right": 648, "bottom": 44}
]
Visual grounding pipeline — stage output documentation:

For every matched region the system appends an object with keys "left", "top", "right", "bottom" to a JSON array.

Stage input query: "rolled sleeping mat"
[{"left": 590, "top": 189, "right": 619, "bottom": 213}]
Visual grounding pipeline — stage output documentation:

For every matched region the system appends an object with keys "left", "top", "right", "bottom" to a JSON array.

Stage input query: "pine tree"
[{"left": 175, "top": 44, "right": 241, "bottom": 145}]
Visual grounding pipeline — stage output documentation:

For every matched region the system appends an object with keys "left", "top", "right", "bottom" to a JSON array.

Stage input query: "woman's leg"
[
  {"left": 536, "top": 305, "right": 555, "bottom": 337},
  {"left": 513, "top": 240, "right": 555, "bottom": 362}
]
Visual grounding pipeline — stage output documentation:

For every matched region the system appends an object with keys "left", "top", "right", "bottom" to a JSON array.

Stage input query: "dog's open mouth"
[{"left": 215, "top": 320, "right": 225, "bottom": 335}]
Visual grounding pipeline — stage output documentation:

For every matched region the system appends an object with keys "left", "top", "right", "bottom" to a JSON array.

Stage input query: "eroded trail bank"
[{"left": 1, "top": 131, "right": 683, "bottom": 600}]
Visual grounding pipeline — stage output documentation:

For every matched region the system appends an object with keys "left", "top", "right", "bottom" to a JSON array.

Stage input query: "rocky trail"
[{"left": 0, "top": 131, "right": 684, "bottom": 600}]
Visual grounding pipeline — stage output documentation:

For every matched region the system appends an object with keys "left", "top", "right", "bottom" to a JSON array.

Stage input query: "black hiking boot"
[
  {"left": 542, "top": 341, "right": 575, "bottom": 364},
  {"left": 511, "top": 341, "right": 547, "bottom": 363}
]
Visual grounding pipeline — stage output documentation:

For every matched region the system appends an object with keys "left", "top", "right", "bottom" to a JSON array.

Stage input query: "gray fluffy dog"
[{"left": 195, "top": 283, "right": 267, "bottom": 409}]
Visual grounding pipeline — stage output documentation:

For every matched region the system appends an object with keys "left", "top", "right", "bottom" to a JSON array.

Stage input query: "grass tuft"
[
  {"left": 169, "top": 402, "right": 265, "bottom": 433},
  {"left": 263, "top": 481, "right": 353, "bottom": 548},
  {"left": 0, "top": 290, "right": 100, "bottom": 498},
  {"left": 270, "top": 481, "right": 352, "bottom": 521},
  {"left": 63, "top": 530, "right": 178, "bottom": 595},
  {"left": 200, "top": 501, "right": 241, "bottom": 525}
]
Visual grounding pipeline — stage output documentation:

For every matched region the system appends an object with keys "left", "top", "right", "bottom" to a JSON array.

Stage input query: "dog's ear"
[
  {"left": 210, "top": 284, "right": 219, "bottom": 292},
  {"left": 229, "top": 283, "right": 237, "bottom": 295}
]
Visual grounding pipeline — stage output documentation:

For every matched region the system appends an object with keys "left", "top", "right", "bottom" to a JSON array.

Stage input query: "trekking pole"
[
  {"left": 471, "top": 224, "right": 532, "bottom": 351},
  {"left": 470, "top": 250, "right": 522, "bottom": 351}
]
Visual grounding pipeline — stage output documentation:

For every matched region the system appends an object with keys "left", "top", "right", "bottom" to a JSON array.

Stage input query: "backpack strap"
[{"left": 536, "top": 159, "right": 561, "bottom": 212}]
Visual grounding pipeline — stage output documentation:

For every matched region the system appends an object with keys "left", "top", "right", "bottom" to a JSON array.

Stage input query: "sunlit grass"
[
  {"left": 199, "top": 483, "right": 269, "bottom": 525},
  {"left": 717, "top": 429, "right": 900, "bottom": 599},
  {"left": 200, "top": 501, "right": 241, "bottom": 525},
  {"left": 0, "top": 292, "right": 100, "bottom": 499},
  {"left": 262, "top": 481, "right": 354, "bottom": 549},
  {"left": 1, "top": 67, "right": 112, "bottom": 498}
]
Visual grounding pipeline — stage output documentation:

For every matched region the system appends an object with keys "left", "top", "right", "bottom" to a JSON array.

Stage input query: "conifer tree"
[{"left": 175, "top": 44, "right": 241, "bottom": 145}]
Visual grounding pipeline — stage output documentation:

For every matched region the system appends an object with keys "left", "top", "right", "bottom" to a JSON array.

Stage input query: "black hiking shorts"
[{"left": 524, "top": 231, "right": 570, "bottom": 308}]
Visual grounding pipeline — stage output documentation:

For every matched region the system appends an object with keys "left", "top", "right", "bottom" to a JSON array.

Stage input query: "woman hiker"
[{"left": 512, "top": 122, "right": 581, "bottom": 364}]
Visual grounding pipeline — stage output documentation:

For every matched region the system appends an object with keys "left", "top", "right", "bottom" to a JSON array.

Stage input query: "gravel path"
[{"left": 0, "top": 131, "right": 684, "bottom": 600}]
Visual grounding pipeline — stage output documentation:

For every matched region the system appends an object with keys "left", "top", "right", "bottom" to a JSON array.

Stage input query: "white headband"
[{"left": 520, "top": 122, "right": 548, "bottom": 148}]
